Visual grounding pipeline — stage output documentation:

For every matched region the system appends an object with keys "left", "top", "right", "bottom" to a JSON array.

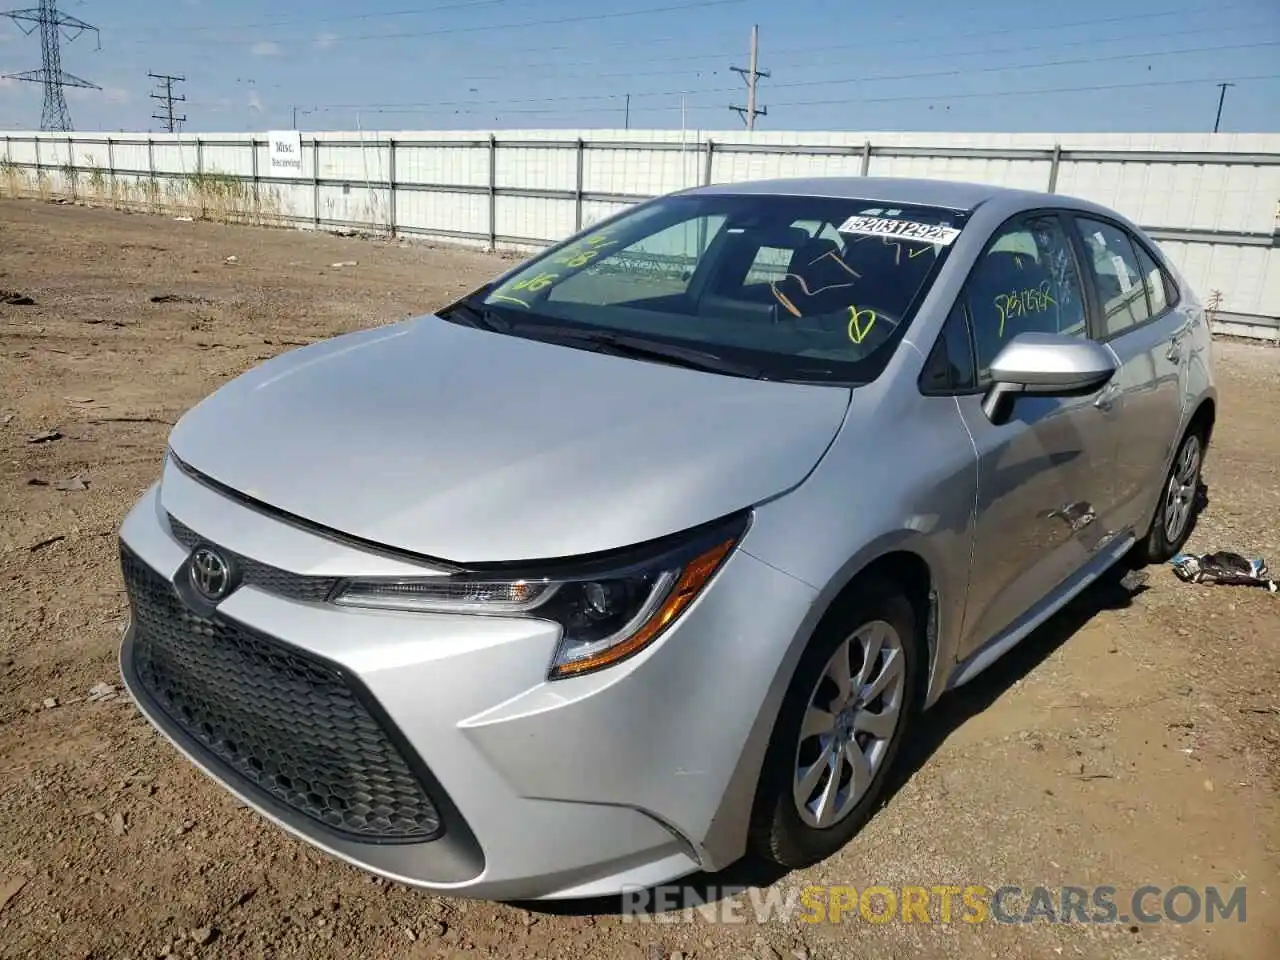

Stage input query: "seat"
[{"left": 771, "top": 237, "right": 860, "bottom": 317}]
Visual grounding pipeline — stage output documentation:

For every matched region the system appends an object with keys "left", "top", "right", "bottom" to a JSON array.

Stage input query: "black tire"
[
  {"left": 747, "top": 577, "right": 923, "bottom": 869},
  {"left": 1134, "top": 426, "right": 1206, "bottom": 564}
]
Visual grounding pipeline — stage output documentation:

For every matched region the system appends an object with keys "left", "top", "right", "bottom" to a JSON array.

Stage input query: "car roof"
[{"left": 682, "top": 176, "right": 1068, "bottom": 213}]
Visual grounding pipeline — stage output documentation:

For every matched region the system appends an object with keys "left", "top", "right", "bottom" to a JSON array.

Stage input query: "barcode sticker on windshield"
[{"left": 837, "top": 215, "right": 961, "bottom": 246}]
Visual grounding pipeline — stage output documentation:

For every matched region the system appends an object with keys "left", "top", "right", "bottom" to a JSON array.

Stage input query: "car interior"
[{"left": 542, "top": 213, "right": 946, "bottom": 363}]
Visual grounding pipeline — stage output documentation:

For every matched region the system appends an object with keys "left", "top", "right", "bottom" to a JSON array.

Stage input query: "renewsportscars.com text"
[{"left": 620, "top": 884, "right": 1248, "bottom": 925}]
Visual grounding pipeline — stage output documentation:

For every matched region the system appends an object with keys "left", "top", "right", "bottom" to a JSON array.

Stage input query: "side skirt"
[{"left": 944, "top": 531, "right": 1137, "bottom": 692}]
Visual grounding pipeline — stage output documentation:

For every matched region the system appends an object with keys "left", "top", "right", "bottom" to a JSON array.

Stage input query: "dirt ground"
[{"left": 1, "top": 199, "right": 1277, "bottom": 960}]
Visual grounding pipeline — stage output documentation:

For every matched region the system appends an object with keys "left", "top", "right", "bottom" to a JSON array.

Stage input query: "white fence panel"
[{"left": 2, "top": 129, "right": 1277, "bottom": 332}]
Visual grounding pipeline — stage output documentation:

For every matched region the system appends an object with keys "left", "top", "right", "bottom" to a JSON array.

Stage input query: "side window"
[
  {"left": 964, "top": 215, "right": 1088, "bottom": 383},
  {"left": 743, "top": 220, "right": 847, "bottom": 285},
  {"left": 1075, "top": 218, "right": 1151, "bottom": 338},
  {"left": 547, "top": 215, "right": 725, "bottom": 305},
  {"left": 743, "top": 243, "right": 795, "bottom": 285},
  {"left": 920, "top": 301, "right": 977, "bottom": 394},
  {"left": 1132, "top": 240, "right": 1171, "bottom": 317}
]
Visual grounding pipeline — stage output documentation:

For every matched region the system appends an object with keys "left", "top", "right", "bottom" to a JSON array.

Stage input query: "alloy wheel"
[
  {"left": 1164, "top": 434, "right": 1201, "bottom": 543},
  {"left": 792, "top": 619, "right": 905, "bottom": 829}
]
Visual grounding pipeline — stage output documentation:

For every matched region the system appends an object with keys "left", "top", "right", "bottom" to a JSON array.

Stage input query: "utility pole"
[
  {"left": 1, "top": 0, "right": 101, "bottom": 132},
  {"left": 1213, "top": 82, "right": 1235, "bottom": 133},
  {"left": 149, "top": 72, "right": 186, "bottom": 133},
  {"left": 729, "top": 24, "right": 769, "bottom": 130}
]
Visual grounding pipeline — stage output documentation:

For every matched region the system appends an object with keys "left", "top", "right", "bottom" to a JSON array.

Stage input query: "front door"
[
  {"left": 951, "top": 212, "right": 1115, "bottom": 660},
  {"left": 1068, "top": 216, "right": 1190, "bottom": 537}
]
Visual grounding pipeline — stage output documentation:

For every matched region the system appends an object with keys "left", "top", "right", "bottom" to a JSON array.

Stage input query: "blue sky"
[{"left": 1, "top": 0, "right": 1278, "bottom": 133}]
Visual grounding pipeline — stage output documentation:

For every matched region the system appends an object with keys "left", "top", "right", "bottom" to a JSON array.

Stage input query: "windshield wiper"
[
  {"left": 438, "top": 296, "right": 512, "bottom": 333},
  {"left": 508, "top": 323, "right": 766, "bottom": 379}
]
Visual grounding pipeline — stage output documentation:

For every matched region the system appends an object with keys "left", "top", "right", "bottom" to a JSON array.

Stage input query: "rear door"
[{"left": 1066, "top": 216, "right": 1190, "bottom": 536}]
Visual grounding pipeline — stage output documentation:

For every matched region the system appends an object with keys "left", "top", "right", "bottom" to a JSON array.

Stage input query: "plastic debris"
[
  {"left": 87, "top": 682, "right": 118, "bottom": 702},
  {"left": 1170, "top": 551, "right": 1278, "bottom": 593}
]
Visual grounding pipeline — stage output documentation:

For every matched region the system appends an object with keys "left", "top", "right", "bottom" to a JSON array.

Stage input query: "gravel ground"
[{"left": 1, "top": 199, "right": 1277, "bottom": 960}]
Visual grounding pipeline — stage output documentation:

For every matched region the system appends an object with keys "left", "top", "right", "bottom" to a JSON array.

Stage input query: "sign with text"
[{"left": 267, "top": 130, "right": 303, "bottom": 178}]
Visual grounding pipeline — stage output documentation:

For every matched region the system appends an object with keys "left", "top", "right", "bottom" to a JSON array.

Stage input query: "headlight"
[{"left": 331, "top": 512, "right": 750, "bottom": 679}]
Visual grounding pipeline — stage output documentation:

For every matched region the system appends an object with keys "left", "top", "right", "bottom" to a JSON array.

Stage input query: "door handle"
[{"left": 1094, "top": 382, "right": 1120, "bottom": 410}]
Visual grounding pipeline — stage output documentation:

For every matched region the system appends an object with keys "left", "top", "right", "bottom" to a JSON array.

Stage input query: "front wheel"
[
  {"left": 747, "top": 579, "right": 922, "bottom": 869},
  {"left": 1135, "top": 427, "right": 1204, "bottom": 563}
]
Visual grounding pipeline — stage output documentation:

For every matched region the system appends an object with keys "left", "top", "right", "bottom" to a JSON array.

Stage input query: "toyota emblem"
[{"left": 189, "top": 546, "right": 232, "bottom": 601}]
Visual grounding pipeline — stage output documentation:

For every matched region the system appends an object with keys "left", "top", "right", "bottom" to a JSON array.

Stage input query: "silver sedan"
[{"left": 117, "top": 176, "right": 1215, "bottom": 900}]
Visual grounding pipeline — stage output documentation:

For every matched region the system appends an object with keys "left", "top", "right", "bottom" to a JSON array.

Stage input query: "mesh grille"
[
  {"left": 167, "top": 514, "right": 339, "bottom": 603},
  {"left": 122, "top": 546, "right": 442, "bottom": 842}
]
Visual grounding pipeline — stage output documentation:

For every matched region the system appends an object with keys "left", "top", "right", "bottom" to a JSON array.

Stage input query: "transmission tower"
[
  {"left": 1, "top": 0, "right": 100, "bottom": 132},
  {"left": 729, "top": 24, "right": 769, "bottom": 131},
  {"left": 149, "top": 73, "right": 187, "bottom": 133}
]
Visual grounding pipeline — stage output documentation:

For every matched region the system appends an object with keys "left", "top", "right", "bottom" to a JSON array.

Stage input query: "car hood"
[{"left": 166, "top": 316, "right": 852, "bottom": 563}]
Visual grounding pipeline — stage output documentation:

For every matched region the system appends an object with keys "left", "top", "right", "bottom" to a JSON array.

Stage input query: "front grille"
[
  {"left": 121, "top": 546, "right": 442, "bottom": 842},
  {"left": 167, "top": 514, "right": 340, "bottom": 603}
]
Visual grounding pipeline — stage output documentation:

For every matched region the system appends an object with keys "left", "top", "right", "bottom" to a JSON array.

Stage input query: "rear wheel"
[
  {"left": 1135, "top": 427, "right": 1204, "bottom": 563},
  {"left": 748, "top": 579, "right": 922, "bottom": 868}
]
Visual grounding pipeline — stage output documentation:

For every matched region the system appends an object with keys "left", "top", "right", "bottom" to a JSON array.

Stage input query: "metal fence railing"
[{"left": 2, "top": 131, "right": 1277, "bottom": 337}]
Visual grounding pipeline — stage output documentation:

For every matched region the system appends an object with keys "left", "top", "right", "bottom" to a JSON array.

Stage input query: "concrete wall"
[{"left": 3, "top": 128, "right": 1278, "bottom": 336}]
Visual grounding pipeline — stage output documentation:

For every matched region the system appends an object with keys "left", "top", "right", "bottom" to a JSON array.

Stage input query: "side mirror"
[{"left": 982, "top": 332, "right": 1117, "bottom": 425}]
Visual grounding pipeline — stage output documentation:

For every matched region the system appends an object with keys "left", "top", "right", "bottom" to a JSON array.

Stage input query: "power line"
[
  {"left": 372, "top": 72, "right": 1280, "bottom": 119},
  {"left": 351, "top": 17, "right": 1273, "bottom": 87},
  {"left": 729, "top": 24, "right": 768, "bottom": 130},
  {"left": 1, "top": 0, "right": 100, "bottom": 132},
  {"left": 131, "top": 0, "right": 749, "bottom": 47},
  {"left": 149, "top": 72, "right": 187, "bottom": 133},
  {"left": 287, "top": 38, "right": 1280, "bottom": 115},
  {"left": 757, "top": 73, "right": 1280, "bottom": 113},
  {"left": 766, "top": 39, "right": 1280, "bottom": 94},
  {"left": 151, "top": 0, "right": 517, "bottom": 35},
  {"left": 216, "top": 6, "right": 1273, "bottom": 103}
]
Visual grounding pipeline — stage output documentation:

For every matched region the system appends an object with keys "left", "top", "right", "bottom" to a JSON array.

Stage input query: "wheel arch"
[
  {"left": 699, "top": 538, "right": 949, "bottom": 870},
  {"left": 1187, "top": 395, "right": 1216, "bottom": 450}
]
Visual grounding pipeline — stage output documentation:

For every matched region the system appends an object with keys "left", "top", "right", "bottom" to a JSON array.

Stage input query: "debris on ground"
[
  {"left": 150, "top": 294, "right": 213, "bottom": 304},
  {"left": 1, "top": 289, "right": 36, "bottom": 305},
  {"left": 224, "top": 255, "right": 239, "bottom": 264},
  {"left": 28, "top": 534, "right": 66, "bottom": 552},
  {"left": 54, "top": 473, "right": 90, "bottom": 491},
  {"left": 190, "top": 926, "right": 216, "bottom": 946},
  {"left": 24, "top": 429, "right": 61, "bottom": 443},
  {"left": 330, "top": 260, "right": 358, "bottom": 268},
  {"left": 64, "top": 396, "right": 93, "bottom": 404},
  {"left": 1, "top": 411, "right": 14, "bottom": 425},
  {"left": 1118, "top": 568, "right": 1151, "bottom": 593},
  {"left": 87, "top": 682, "right": 118, "bottom": 703},
  {"left": 0, "top": 876, "right": 28, "bottom": 912},
  {"left": 1171, "top": 551, "right": 1278, "bottom": 592},
  {"left": 110, "top": 811, "right": 127, "bottom": 836},
  {"left": 42, "top": 698, "right": 57, "bottom": 709}
]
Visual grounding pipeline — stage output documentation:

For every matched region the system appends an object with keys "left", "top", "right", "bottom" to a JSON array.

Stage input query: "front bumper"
[{"left": 117, "top": 461, "right": 818, "bottom": 900}]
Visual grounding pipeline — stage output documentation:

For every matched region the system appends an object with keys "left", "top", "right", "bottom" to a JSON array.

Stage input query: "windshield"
[{"left": 470, "top": 193, "right": 967, "bottom": 383}]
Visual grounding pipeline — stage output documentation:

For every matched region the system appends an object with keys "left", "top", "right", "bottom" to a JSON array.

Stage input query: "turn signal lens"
[{"left": 547, "top": 537, "right": 736, "bottom": 679}]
